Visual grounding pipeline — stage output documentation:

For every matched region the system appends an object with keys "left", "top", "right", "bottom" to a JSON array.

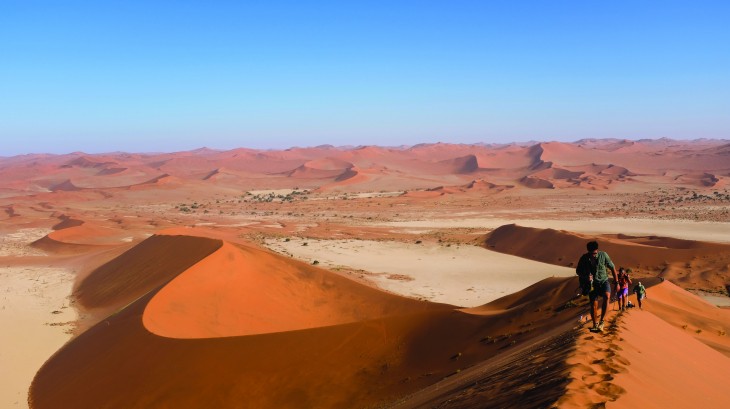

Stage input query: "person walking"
[
  {"left": 616, "top": 267, "right": 632, "bottom": 311},
  {"left": 577, "top": 241, "right": 618, "bottom": 332},
  {"left": 633, "top": 281, "right": 647, "bottom": 309}
]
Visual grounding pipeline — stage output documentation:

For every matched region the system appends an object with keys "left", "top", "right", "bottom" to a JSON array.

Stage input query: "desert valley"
[{"left": 1, "top": 138, "right": 730, "bottom": 408}]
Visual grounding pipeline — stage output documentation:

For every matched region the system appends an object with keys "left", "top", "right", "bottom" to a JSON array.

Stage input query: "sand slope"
[
  {"left": 28, "top": 230, "right": 730, "bottom": 408},
  {"left": 608, "top": 309, "right": 730, "bottom": 409},
  {"left": 30, "top": 234, "right": 586, "bottom": 408},
  {"left": 484, "top": 224, "right": 730, "bottom": 292}
]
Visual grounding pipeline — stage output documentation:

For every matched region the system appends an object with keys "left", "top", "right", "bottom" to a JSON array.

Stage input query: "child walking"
[{"left": 616, "top": 267, "right": 632, "bottom": 311}]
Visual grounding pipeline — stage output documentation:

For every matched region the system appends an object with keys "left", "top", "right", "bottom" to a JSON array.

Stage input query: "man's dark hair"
[{"left": 587, "top": 241, "right": 599, "bottom": 252}]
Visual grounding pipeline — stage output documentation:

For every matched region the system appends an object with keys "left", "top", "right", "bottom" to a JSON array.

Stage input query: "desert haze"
[{"left": 1, "top": 138, "right": 729, "bottom": 408}]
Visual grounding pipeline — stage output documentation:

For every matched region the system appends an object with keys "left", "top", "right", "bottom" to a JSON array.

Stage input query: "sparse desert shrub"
[{"left": 312, "top": 260, "right": 319, "bottom": 265}]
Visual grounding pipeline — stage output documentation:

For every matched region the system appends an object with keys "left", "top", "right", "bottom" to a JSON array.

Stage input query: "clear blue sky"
[{"left": 1, "top": 1, "right": 729, "bottom": 155}]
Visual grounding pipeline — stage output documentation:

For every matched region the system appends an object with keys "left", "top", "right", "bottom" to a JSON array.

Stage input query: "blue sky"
[{"left": 1, "top": 1, "right": 728, "bottom": 155}]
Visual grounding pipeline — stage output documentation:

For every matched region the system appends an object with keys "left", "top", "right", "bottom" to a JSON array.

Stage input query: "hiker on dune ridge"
[
  {"left": 633, "top": 281, "right": 647, "bottom": 309},
  {"left": 576, "top": 241, "right": 618, "bottom": 332},
  {"left": 616, "top": 267, "right": 632, "bottom": 311}
]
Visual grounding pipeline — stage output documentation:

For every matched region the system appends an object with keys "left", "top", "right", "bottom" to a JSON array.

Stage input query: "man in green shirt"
[{"left": 577, "top": 241, "right": 618, "bottom": 332}]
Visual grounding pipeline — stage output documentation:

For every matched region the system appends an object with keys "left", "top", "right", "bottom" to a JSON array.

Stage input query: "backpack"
[{"left": 576, "top": 253, "right": 595, "bottom": 295}]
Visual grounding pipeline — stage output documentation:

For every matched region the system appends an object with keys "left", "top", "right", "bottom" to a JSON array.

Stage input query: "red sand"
[
  {"left": 0, "top": 139, "right": 727, "bottom": 408},
  {"left": 143, "top": 241, "right": 442, "bottom": 338},
  {"left": 485, "top": 224, "right": 730, "bottom": 292}
]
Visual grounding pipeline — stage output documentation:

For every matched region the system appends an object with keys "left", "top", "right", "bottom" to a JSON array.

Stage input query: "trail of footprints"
[{"left": 575, "top": 311, "right": 630, "bottom": 407}]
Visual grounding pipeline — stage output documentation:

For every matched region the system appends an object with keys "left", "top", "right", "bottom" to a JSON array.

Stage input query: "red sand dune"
[
  {"left": 143, "top": 241, "right": 440, "bottom": 338},
  {"left": 31, "top": 233, "right": 590, "bottom": 408},
  {"left": 436, "top": 154, "right": 480, "bottom": 174},
  {"left": 49, "top": 179, "right": 81, "bottom": 192},
  {"left": 2, "top": 139, "right": 730, "bottom": 195},
  {"left": 51, "top": 215, "right": 84, "bottom": 230},
  {"left": 520, "top": 175, "right": 555, "bottom": 189},
  {"left": 607, "top": 305, "right": 730, "bottom": 408},
  {"left": 484, "top": 224, "right": 730, "bottom": 292},
  {"left": 286, "top": 158, "right": 355, "bottom": 179},
  {"left": 403, "top": 179, "right": 514, "bottom": 197},
  {"left": 27, "top": 226, "right": 730, "bottom": 408},
  {"left": 62, "top": 155, "right": 117, "bottom": 169},
  {"left": 95, "top": 167, "right": 128, "bottom": 176},
  {"left": 555, "top": 285, "right": 730, "bottom": 408},
  {"left": 634, "top": 280, "right": 730, "bottom": 356},
  {"left": 32, "top": 222, "right": 136, "bottom": 254},
  {"left": 674, "top": 172, "right": 721, "bottom": 187},
  {"left": 484, "top": 224, "right": 730, "bottom": 290},
  {"left": 201, "top": 168, "right": 221, "bottom": 180}
]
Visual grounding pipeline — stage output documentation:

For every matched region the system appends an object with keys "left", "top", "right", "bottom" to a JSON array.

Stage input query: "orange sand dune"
[
  {"left": 143, "top": 241, "right": 441, "bottom": 338},
  {"left": 50, "top": 215, "right": 84, "bottom": 230},
  {"left": 31, "top": 234, "right": 590, "bottom": 408},
  {"left": 286, "top": 158, "right": 355, "bottom": 179},
  {"left": 473, "top": 143, "right": 537, "bottom": 169},
  {"left": 555, "top": 285, "right": 730, "bottom": 408},
  {"left": 464, "top": 179, "right": 514, "bottom": 192},
  {"left": 674, "top": 172, "right": 722, "bottom": 187},
  {"left": 607, "top": 308, "right": 730, "bottom": 408},
  {"left": 95, "top": 166, "right": 127, "bottom": 176},
  {"left": 520, "top": 175, "right": 555, "bottom": 189},
  {"left": 49, "top": 179, "right": 81, "bottom": 192},
  {"left": 402, "top": 179, "right": 514, "bottom": 198},
  {"left": 132, "top": 173, "right": 180, "bottom": 187},
  {"left": 436, "top": 154, "right": 479, "bottom": 174},
  {"left": 31, "top": 221, "right": 129, "bottom": 254},
  {"left": 484, "top": 224, "right": 730, "bottom": 292},
  {"left": 3, "top": 139, "right": 730, "bottom": 194},
  {"left": 634, "top": 280, "right": 730, "bottom": 356},
  {"left": 27, "top": 231, "right": 730, "bottom": 408},
  {"left": 62, "top": 155, "right": 117, "bottom": 169},
  {"left": 74, "top": 235, "right": 222, "bottom": 311}
]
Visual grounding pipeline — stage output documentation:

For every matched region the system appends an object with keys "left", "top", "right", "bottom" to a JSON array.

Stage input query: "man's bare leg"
[
  {"left": 600, "top": 291, "right": 610, "bottom": 325},
  {"left": 591, "top": 299, "right": 599, "bottom": 329}
]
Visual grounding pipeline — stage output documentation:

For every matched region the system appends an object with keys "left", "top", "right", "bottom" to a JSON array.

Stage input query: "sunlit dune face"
[{"left": 142, "top": 242, "right": 433, "bottom": 338}]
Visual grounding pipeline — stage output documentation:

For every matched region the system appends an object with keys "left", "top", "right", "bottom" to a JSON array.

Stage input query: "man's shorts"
[
  {"left": 618, "top": 288, "right": 629, "bottom": 298},
  {"left": 589, "top": 279, "right": 611, "bottom": 301}
]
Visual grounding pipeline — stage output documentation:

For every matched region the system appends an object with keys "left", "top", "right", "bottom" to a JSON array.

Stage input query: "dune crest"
[
  {"left": 143, "top": 241, "right": 438, "bottom": 338},
  {"left": 484, "top": 224, "right": 730, "bottom": 292}
]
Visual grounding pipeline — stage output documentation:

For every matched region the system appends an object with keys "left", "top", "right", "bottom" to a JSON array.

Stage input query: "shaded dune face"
[
  {"left": 485, "top": 224, "right": 729, "bottom": 268},
  {"left": 74, "top": 235, "right": 223, "bottom": 310},
  {"left": 30, "top": 233, "right": 585, "bottom": 409},
  {"left": 484, "top": 224, "right": 730, "bottom": 292}
]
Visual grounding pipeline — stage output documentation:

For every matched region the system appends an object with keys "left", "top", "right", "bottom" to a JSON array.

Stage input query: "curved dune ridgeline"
[
  {"left": 31, "top": 232, "right": 593, "bottom": 409},
  {"left": 484, "top": 224, "right": 730, "bottom": 292},
  {"left": 74, "top": 235, "right": 223, "bottom": 309},
  {"left": 143, "top": 241, "right": 450, "bottom": 338}
]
